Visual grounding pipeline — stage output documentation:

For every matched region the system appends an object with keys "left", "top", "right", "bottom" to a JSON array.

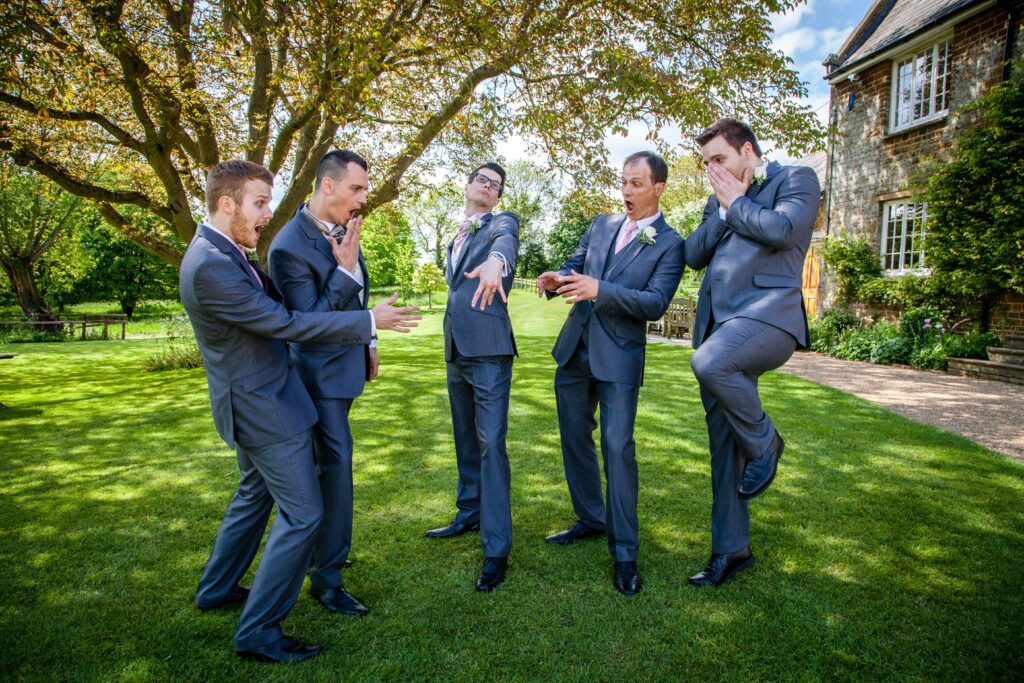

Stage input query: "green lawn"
[{"left": 1, "top": 291, "right": 1022, "bottom": 681}]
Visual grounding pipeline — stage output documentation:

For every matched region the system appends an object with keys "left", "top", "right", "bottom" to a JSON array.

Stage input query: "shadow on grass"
[{"left": 1, "top": 332, "right": 1022, "bottom": 680}]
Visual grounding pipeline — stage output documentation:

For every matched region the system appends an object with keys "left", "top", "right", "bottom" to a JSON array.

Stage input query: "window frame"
[
  {"left": 880, "top": 199, "right": 929, "bottom": 274},
  {"left": 889, "top": 36, "right": 952, "bottom": 133}
]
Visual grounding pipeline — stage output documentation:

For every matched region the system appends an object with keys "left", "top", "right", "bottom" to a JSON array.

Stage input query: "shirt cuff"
[
  {"left": 718, "top": 207, "right": 727, "bottom": 221},
  {"left": 337, "top": 264, "right": 364, "bottom": 288},
  {"left": 488, "top": 251, "right": 509, "bottom": 277}
]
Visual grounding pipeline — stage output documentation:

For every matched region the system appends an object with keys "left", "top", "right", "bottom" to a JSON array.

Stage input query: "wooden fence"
[{"left": 0, "top": 314, "right": 128, "bottom": 340}]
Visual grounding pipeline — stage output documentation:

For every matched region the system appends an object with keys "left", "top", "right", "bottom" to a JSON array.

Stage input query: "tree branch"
[
  {"left": 97, "top": 202, "right": 183, "bottom": 267},
  {"left": 0, "top": 92, "right": 144, "bottom": 152}
]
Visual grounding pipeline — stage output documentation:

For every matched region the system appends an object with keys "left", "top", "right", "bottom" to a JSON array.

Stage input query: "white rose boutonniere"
[
  {"left": 637, "top": 225, "right": 657, "bottom": 245},
  {"left": 752, "top": 164, "right": 768, "bottom": 185},
  {"left": 468, "top": 216, "right": 483, "bottom": 235}
]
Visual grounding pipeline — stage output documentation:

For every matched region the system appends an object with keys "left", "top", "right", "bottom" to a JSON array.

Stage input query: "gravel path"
[{"left": 651, "top": 336, "right": 1024, "bottom": 460}]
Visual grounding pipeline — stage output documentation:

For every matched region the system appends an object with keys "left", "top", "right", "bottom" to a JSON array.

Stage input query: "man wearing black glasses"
[{"left": 424, "top": 163, "right": 520, "bottom": 593}]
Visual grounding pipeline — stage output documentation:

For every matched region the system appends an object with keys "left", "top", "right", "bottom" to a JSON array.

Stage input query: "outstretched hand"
[
  {"left": 536, "top": 271, "right": 563, "bottom": 297},
  {"left": 464, "top": 255, "right": 507, "bottom": 310},
  {"left": 555, "top": 269, "right": 599, "bottom": 304},
  {"left": 371, "top": 292, "right": 421, "bottom": 333}
]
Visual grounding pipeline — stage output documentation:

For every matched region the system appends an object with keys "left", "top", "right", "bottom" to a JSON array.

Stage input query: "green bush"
[
  {"left": 810, "top": 307, "right": 861, "bottom": 355},
  {"left": 819, "top": 237, "right": 882, "bottom": 304},
  {"left": 910, "top": 343, "right": 948, "bottom": 370},
  {"left": 142, "top": 322, "right": 202, "bottom": 372},
  {"left": 833, "top": 321, "right": 903, "bottom": 363},
  {"left": 870, "top": 335, "right": 915, "bottom": 365},
  {"left": 942, "top": 331, "right": 1000, "bottom": 360}
]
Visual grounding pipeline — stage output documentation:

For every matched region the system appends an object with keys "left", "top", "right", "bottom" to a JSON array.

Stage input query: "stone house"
[{"left": 814, "top": 0, "right": 1024, "bottom": 333}]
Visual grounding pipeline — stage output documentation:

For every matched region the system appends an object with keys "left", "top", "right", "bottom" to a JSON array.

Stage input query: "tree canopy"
[{"left": 0, "top": 0, "right": 822, "bottom": 267}]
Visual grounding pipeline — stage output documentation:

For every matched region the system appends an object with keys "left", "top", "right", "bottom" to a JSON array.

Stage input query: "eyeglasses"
[{"left": 472, "top": 174, "right": 503, "bottom": 192}]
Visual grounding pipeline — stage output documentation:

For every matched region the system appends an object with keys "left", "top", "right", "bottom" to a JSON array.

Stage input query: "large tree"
[
  {"left": 0, "top": 0, "right": 821, "bottom": 267},
  {"left": 0, "top": 160, "right": 93, "bottom": 319}
]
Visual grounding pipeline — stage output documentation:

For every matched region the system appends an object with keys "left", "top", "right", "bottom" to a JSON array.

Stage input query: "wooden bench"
[{"left": 650, "top": 296, "right": 695, "bottom": 339}]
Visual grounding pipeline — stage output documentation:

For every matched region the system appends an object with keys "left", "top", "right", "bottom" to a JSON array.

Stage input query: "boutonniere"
[
  {"left": 468, "top": 216, "right": 483, "bottom": 235},
  {"left": 637, "top": 225, "right": 657, "bottom": 245},
  {"left": 752, "top": 164, "right": 768, "bottom": 186}
]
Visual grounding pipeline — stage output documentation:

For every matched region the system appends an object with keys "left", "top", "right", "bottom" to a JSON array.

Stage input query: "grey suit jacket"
[
  {"left": 180, "top": 224, "right": 372, "bottom": 449},
  {"left": 550, "top": 213, "right": 685, "bottom": 386},
  {"left": 267, "top": 208, "right": 371, "bottom": 399},
  {"left": 443, "top": 211, "right": 520, "bottom": 361},
  {"left": 685, "top": 161, "right": 820, "bottom": 349}
]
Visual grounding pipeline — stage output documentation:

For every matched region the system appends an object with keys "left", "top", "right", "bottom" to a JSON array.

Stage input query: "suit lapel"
[
  {"left": 358, "top": 252, "right": 370, "bottom": 308},
  {"left": 450, "top": 213, "right": 489, "bottom": 281},
  {"left": 605, "top": 214, "right": 667, "bottom": 281},
  {"left": 589, "top": 214, "right": 620, "bottom": 279},
  {"left": 200, "top": 224, "right": 264, "bottom": 288}
]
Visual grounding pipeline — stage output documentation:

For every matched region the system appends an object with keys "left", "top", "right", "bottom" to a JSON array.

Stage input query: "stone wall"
[{"left": 993, "top": 292, "right": 1024, "bottom": 336}]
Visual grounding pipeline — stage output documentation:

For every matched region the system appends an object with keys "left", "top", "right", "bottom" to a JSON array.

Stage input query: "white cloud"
[{"left": 771, "top": 0, "right": 818, "bottom": 35}]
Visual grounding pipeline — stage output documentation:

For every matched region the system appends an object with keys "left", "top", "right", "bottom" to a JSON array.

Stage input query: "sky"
[{"left": 498, "top": 0, "right": 871, "bottom": 166}]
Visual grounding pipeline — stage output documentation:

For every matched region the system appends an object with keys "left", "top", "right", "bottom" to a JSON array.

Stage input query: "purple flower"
[
  {"left": 923, "top": 322, "right": 932, "bottom": 329},
  {"left": 924, "top": 318, "right": 931, "bottom": 324}
]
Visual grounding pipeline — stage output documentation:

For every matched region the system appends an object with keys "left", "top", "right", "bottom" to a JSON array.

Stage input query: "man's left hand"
[
  {"left": 555, "top": 269, "right": 599, "bottom": 304},
  {"left": 465, "top": 255, "right": 507, "bottom": 310},
  {"left": 368, "top": 347, "right": 379, "bottom": 382},
  {"left": 707, "top": 163, "right": 751, "bottom": 211}
]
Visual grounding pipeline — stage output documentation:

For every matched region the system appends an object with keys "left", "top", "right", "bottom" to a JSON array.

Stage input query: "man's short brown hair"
[
  {"left": 695, "top": 118, "right": 763, "bottom": 158},
  {"left": 206, "top": 160, "right": 274, "bottom": 215}
]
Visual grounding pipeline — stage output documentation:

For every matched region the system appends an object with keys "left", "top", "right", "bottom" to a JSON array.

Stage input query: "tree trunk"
[
  {"left": 1, "top": 259, "right": 56, "bottom": 321},
  {"left": 980, "top": 296, "right": 993, "bottom": 333}
]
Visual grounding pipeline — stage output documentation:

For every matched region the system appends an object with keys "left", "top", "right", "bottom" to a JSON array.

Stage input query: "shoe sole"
[
  {"left": 544, "top": 532, "right": 605, "bottom": 545},
  {"left": 424, "top": 526, "right": 480, "bottom": 538},
  {"left": 738, "top": 446, "right": 783, "bottom": 500}
]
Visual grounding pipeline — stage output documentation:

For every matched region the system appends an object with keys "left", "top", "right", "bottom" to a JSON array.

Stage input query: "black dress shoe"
[
  {"left": 342, "top": 558, "right": 354, "bottom": 569},
  {"left": 613, "top": 561, "right": 642, "bottom": 596},
  {"left": 424, "top": 521, "right": 479, "bottom": 538},
  {"left": 237, "top": 636, "right": 322, "bottom": 664},
  {"left": 475, "top": 557, "right": 508, "bottom": 592},
  {"left": 197, "top": 585, "right": 249, "bottom": 611},
  {"left": 544, "top": 520, "right": 606, "bottom": 545},
  {"left": 738, "top": 431, "right": 784, "bottom": 499},
  {"left": 310, "top": 584, "right": 370, "bottom": 616},
  {"left": 688, "top": 547, "right": 755, "bottom": 587}
]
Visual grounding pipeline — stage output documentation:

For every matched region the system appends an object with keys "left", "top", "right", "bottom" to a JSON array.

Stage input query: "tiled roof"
[
  {"left": 793, "top": 151, "right": 827, "bottom": 190},
  {"left": 830, "top": 0, "right": 984, "bottom": 76}
]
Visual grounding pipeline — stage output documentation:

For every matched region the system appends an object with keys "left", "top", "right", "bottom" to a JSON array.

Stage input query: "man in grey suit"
[
  {"left": 537, "top": 151, "right": 685, "bottom": 596},
  {"left": 424, "top": 162, "right": 520, "bottom": 592},
  {"left": 183, "top": 160, "right": 417, "bottom": 663},
  {"left": 268, "top": 149, "right": 379, "bottom": 617},
  {"left": 684, "top": 118, "right": 820, "bottom": 587}
]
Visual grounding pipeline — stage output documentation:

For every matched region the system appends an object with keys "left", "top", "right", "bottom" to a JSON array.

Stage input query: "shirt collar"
[
  {"left": 201, "top": 220, "right": 242, "bottom": 250},
  {"left": 302, "top": 203, "right": 336, "bottom": 236},
  {"left": 623, "top": 211, "right": 662, "bottom": 231}
]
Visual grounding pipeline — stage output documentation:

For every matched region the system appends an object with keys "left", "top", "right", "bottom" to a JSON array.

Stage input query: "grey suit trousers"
[
  {"left": 195, "top": 430, "right": 323, "bottom": 651},
  {"left": 555, "top": 342, "right": 641, "bottom": 562},
  {"left": 448, "top": 348, "right": 514, "bottom": 558},
  {"left": 309, "top": 397, "right": 355, "bottom": 590},
  {"left": 691, "top": 317, "right": 796, "bottom": 553}
]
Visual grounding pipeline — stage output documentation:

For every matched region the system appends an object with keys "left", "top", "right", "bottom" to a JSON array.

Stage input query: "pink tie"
[
  {"left": 451, "top": 218, "right": 473, "bottom": 261},
  {"left": 615, "top": 220, "right": 638, "bottom": 253},
  {"left": 238, "top": 245, "right": 262, "bottom": 287}
]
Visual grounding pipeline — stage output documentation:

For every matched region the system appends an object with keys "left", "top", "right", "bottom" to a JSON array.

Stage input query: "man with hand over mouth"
[
  {"left": 183, "top": 160, "right": 418, "bottom": 664},
  {"left": 269, "top": 149, "right": 419, "bottom": 618}
]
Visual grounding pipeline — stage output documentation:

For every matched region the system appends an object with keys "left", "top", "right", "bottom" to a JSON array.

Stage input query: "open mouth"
[{"left": 624, "top": 201, "right": 635, "bottom": 213}]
